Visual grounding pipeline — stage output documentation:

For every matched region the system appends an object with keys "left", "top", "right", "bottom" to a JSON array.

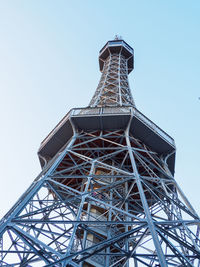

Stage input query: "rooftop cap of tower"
[{"left": 99, "top": 39, "right": 134, "bottom": 74}]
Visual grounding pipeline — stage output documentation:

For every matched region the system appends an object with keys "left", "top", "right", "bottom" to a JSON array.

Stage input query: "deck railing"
[{"left": 39, "top": 106, "right": 175, "bottom": 151}]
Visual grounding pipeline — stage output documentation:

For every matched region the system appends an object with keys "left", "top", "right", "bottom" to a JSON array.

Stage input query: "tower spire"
[{"left": 89, "top": 39, "right": 135, "bottom": 107}]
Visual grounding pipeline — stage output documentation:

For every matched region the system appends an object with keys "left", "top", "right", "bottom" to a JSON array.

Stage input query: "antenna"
[{"left": 114, "top": 34, "right": 122, "bottom": 40}]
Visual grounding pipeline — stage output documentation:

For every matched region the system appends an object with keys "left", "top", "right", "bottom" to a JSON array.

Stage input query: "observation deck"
[
  {"left": 38, "top": 106, "right": 176, "bottom": 174},
  {"left": 99, "top": 39, "right": 134, "bottom": 73}
]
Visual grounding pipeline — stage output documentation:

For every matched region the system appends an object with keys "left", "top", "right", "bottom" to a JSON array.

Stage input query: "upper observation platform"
[{"left": 99, "top": 39, "right": 134, "bottom": 74}]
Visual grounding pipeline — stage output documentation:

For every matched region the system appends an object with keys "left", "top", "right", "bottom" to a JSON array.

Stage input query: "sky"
[{"left": 0, "top": 1, "right": 199, "bottom": 218}]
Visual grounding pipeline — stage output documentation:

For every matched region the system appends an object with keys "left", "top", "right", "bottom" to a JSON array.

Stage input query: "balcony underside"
[{"left": 38, "top": 107, "right": 175, "bottom": 175}]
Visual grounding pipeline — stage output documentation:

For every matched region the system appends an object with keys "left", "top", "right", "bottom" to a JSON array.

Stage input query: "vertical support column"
[
  {"left": 125, "top": 123, "right": 167, "bottom": 267},
  {"left": 63, "top": 161, "right": 95, "bottom": 267},
  {"left": 124, "top": 179, "right": 129, "bottom": 267},
  {"left": 92, "top": 54, "right": 112, "bottom": 107},
  {"left": 105, "top": 174, "right": 113, "bottom": 267},
  {"left": 118, "top": 51, "right": 122, "bottom": 106}
]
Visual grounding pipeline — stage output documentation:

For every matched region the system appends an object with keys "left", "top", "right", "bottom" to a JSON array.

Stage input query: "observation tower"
[{"left": 0, "top": 38, "right": 200, "bottom": 267}]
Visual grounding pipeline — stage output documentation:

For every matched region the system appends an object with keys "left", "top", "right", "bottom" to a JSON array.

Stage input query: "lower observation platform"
[{"left": 38, "top": 106, "right": 176, "bottom": 174}]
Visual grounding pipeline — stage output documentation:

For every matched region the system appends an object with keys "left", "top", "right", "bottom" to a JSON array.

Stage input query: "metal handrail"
[
  {"left": 71, "top": 106, "right": 175, "bottom": 147},
  {"left": 39, "top": 106, "right": 175, "bottom": 151},
  {"left": 40, "top": 109, "right": 71, "bottom": 148}
]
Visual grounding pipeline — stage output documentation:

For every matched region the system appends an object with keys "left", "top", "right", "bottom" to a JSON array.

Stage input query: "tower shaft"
[
  {"left": 90, "top": 53, "right": 135, "bottom": 107},
  {"left": 0, "top": 39, "right": 200, "bottom": 267}
]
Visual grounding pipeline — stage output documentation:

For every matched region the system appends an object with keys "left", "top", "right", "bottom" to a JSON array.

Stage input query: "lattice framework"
[
  {"left": 1, "top": 38, "right": 200, "bottom": 267},
  {"left": 90, "top": 53, "right": 135, "bottom": 107},
  {"left": 1, "top": 128, "right": 200, "bottom": 266}
]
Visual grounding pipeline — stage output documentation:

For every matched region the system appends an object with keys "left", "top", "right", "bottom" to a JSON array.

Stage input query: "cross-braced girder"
[
  {"left": 89, "top": 53, "right": 135, "bottom": 107},
  {"left": 1, "top": 129, "right": 200, "bottom": 266},
  {"left": 1, "top": 38, "right": 200, "bottom": 266}
]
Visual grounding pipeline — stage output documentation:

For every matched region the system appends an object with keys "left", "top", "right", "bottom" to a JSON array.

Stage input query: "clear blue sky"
[{"left": 0, "top": 1, "right": 199, "bottom": 218}]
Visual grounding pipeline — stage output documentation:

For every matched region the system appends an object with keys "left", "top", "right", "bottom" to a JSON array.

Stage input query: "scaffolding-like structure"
[{"left": 0, "top": 39, "right": 200, "bottom": 266}]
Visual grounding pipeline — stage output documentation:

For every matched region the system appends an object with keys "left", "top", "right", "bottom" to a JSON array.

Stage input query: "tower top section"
[
  {"left": 89, "top": 38, "right": 135, "bottom": 107},
  {"left": 99, "top": 39, "right": 134, "bottom": 74}
]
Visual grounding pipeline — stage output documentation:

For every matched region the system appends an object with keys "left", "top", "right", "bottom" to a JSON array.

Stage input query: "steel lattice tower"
[{"left": 1, "top": 38, "right": 200, "bottom": 267}]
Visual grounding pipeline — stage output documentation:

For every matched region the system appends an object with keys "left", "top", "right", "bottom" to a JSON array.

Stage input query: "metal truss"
[
  {"left": 1, "top": 38, "right": 200, "bottom": 266},
  {"left": 1, "top": 127, "right": 200, "bottom": 266},
  {"left": 89, "top": 53, "right": 135, "bottom": 107}
]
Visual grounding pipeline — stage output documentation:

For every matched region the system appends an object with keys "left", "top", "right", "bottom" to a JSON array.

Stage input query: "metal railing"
[
  {"left": 71, "top": 106, "right": 131, "bottom": 116},
  {"left": 133, "top": 108, "right": 175, "bottom": 147},
  {"left": 40, "top": 110, "right": 71, "bottom": 149},
  {"left": 39, "top": 106, "right": 175, "bottom": 151},
  {"left": 71, "top": 106, "right": 175, "bottom": 147}
]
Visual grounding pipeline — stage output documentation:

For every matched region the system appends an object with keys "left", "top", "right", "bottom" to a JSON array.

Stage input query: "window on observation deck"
[
  {"left": 124, "top": 43, "right": 133, "bottom": 52},
  {"left": 108, "top": 41, "right": 123, "bottom": 46}
]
